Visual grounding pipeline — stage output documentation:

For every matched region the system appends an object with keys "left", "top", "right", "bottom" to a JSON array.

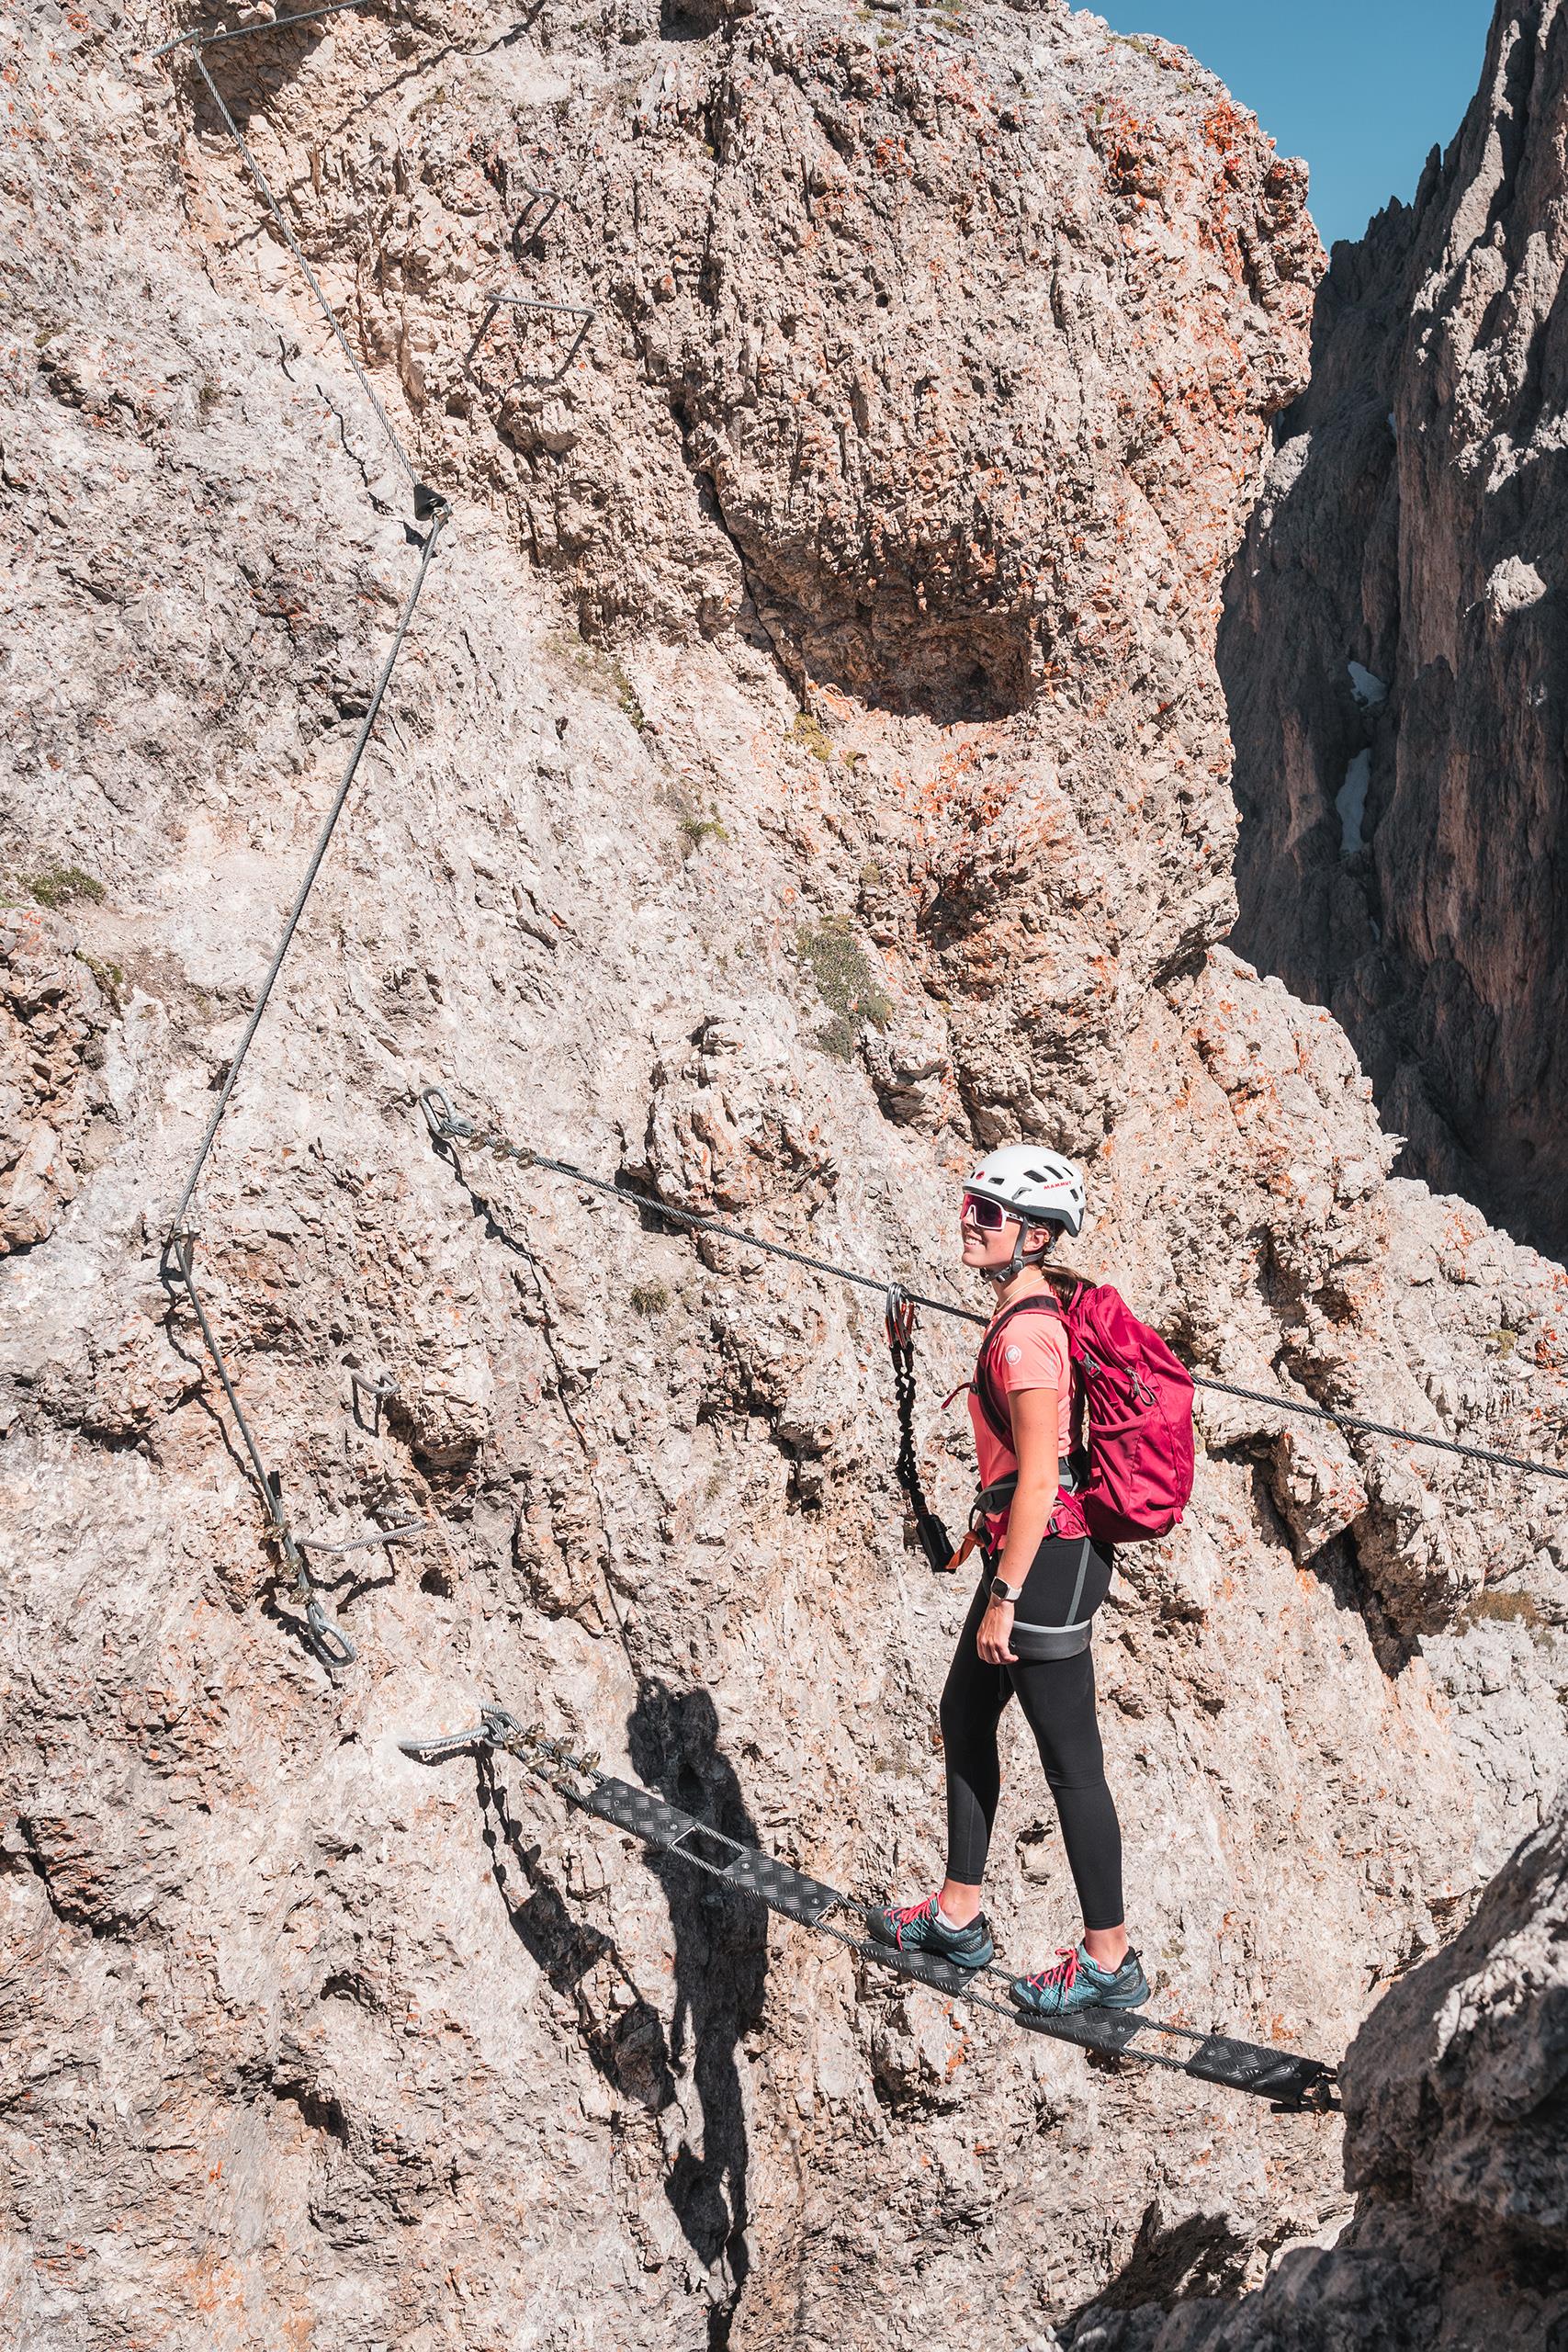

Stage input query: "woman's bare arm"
[{"left": 975, "top": 1385, "right": 1060, "bottom": 1666}]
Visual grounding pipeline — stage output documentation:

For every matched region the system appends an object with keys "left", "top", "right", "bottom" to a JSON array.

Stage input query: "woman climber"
[{"left": 869, "top": 1148, "right": 1149, "bottom": 2018}]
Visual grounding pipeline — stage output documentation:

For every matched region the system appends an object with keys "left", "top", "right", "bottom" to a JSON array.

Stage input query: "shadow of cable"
[
  {"left": 628, "top": 1680, "right": 768, "bottom": 2346},
  {"left": 423, "top": 1142, "right": 538, "bottom": 1267}
]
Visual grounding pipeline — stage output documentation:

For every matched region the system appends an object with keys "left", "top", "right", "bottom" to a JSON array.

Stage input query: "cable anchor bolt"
[
  {"left": 304, "top": 1593, "right": 358, "bottom": 1668},
  {"left": 419, "top": 1086, "right": 472, "bottom": 1146}
]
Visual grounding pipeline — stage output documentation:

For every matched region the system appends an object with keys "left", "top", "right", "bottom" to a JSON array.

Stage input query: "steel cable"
[
  {"left": 421, "top": 1090, "right": 1568, "bottom": 1490},
  {"left": 169, "top": 505, "right": 446, "bottom": 1233},
  {"left": 419, "top": 1091, "right": 979, "bottom": 1325},
  {"left": 152, "top": 14, "right": 451, "bottom": 1661},
  {"left": 146, "top": 3, "right": 376, "bottom": 62},
  {"left": 187, "top": 27, "right": 421, "bottom": 491}
]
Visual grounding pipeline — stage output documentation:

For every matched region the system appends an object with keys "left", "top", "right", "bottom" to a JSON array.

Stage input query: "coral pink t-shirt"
[{"left": 966, "top": 1307, "right": 1073, "bottom": 1518}]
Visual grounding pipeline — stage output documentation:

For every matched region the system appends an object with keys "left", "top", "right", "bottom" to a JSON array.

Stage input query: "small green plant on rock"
[
  {"left": 609, "top": 661, "right": 648, "bottom": 734},
  {"left": 27, "top": 865, "right": 106, "bottom": 910},
  {"left": 546, "top": 628, "right": 650, "bottom": 734},
  {"left": 791, "top": 711, "right": 834, "bottom": 763},
  {"left": 630, "top": 1282, "right": 671, "bottom": 1317},
  {"left": 77, "top": 951, "right": 125, "bottom": 1009},
  {"left": 679, "top": 811, "right": 728, "bottom": 854},
  {"left": 1460, "top": 1588, "right": 1544, "bottom": 1630},
  {"left": 795, "top": 917, "right": 893, "bottom": 1059}
]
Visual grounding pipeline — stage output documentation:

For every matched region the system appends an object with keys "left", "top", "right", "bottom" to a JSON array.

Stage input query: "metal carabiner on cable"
[{"left": 885, "top": 1281, "right": 916, "bottom": 1353}]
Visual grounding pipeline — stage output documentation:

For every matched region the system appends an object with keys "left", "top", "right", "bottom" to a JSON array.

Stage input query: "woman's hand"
[{"left": 976, "top": 1599, "right": 1018, "bottom": 1666}]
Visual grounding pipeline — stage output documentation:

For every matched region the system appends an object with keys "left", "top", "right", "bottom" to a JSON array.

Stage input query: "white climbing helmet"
[{"left": 964, "top": 1144, "right": 1086, "bottom": 1239}]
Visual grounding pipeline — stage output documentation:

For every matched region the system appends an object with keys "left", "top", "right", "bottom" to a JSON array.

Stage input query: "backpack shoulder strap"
[{"left": 973, "top": 1294, "right": 1067, "bottom": 1448}]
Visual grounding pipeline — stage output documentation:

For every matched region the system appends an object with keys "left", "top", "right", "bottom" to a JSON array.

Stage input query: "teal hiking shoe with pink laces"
[
  {"left": 868, "top": 1893, "right": 994, "bottom": 1971},
  {"left": 1010, "top": 1943, "right": 1149, "bottom": 2017}
]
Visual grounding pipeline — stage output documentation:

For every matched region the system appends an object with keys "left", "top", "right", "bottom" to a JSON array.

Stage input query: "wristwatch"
[{"left": 989, "top": 1576, "right": 1023, "bottom": 1605}]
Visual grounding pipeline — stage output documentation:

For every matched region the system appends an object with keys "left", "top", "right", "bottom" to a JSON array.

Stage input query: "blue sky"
[{"left": 1102, "top": 1, "right": 1496, "bottom": 249}]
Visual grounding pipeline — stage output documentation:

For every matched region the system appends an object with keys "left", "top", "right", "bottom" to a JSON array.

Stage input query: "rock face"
[
  {"left": 1066, "top": 1804, "right": 1568, "bottom": 2349},
  {"left": 2, "top": 3, "right": 1567, "bottom": 2348},
  {"left": 1221, "top": 0, "right": 1568, "bottom": 1259}
]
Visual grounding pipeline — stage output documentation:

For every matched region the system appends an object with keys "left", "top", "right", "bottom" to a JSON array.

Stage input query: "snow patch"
[
  {"left": 1348, "top": 661, "right": 1387, "bottom": 707},
  {"left": 1337, "top": 750, "right": 1371, "bottom": 857}
]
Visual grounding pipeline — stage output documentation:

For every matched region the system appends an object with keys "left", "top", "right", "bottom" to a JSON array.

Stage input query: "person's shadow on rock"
[{"left": 627, "top": 1679, "right": 769, "bottom": 2335}]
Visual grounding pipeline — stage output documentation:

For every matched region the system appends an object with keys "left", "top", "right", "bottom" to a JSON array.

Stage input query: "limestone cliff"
[
  {"left": 1221, "top": 0, "right": 1568, "bottom": 1260},
  {"left": 3, "top": 3, "right": 1567, "bottom": 2347}
]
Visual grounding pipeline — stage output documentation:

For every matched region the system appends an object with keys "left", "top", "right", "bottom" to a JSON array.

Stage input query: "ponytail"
[{"left": 1037, "top": 1230, "right": 1087, "bottom": 1303}]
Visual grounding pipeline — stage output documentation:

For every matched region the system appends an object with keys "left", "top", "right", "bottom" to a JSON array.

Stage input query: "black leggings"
[{"left": 940, "top": 1534, "right": 1123, "bottom": 1930}]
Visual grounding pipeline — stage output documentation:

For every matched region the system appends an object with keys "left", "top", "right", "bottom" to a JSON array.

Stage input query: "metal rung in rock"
[{"left": 584, "top": 1778, "right": 840, "bottom": 1926}]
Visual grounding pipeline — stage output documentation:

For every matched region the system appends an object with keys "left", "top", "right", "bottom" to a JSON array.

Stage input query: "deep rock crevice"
[{"left": 1221, "top": 0, "right": 1568, "bottom": 1261}]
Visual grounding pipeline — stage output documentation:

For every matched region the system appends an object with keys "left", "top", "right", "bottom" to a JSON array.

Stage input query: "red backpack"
[{"left": 974, "top": 1283, "right": 1195, "bottom": 1546}]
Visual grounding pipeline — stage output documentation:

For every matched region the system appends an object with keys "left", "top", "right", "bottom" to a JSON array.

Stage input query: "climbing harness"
[
  {"left": 886, "top": 1284, "right": 956, "bottom": 1575},
  {"left": 418, "top": 1084, "right": 1568, "bottom": 1491},
  {"left": 150, "top": 6, "right": 457, "bottom": 1663},
  {"left": 398, "top": 1703, "right": 1341, "bottom": 2115}
]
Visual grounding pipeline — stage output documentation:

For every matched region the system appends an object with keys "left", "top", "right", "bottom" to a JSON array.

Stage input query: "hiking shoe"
[
  {"left": 1010, "top": 1943, "right": 1150, "bottom": 2017},
  {"left": 867, "top": 1893, "right": 995, "bottom": 1971}
]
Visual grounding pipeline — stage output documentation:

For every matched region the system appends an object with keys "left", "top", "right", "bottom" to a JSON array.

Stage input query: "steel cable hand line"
[
  {"left": 169, "top": 511, "right": 446, "bottom": 1236},
  {"left": 398, "top": 1705, "right": 1340, "bottom": 2114},
  {"left": 418, "top": 1089, "right": 974, "bottom": 1325},
  {"left": 151, "top": 5, "right": 422, "bottom": 495},
  {"left": 153, "top": 9, "right": 450, "bottom": 1664},
  {"left": 146, "top": 4, "right": 376, "bottom": 63},
  {"left": 420, "top": 1086, "right": 1568, "bottom": 1490},
  {"left": 160, "top": 485, "right": 446, "bottom": 1670}
]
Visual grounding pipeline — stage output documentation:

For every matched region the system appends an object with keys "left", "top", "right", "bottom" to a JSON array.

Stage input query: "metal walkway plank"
[{"left": 584, "top": 1777, "right": 840, "bottom": 1925}]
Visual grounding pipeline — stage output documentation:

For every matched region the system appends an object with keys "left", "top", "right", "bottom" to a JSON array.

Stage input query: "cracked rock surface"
[
  {"left": 2, "top": 3, "right": 1566, "bottom": 2347},
  {"left": 1221, "top": 0, "right": 1568, "bottom": 1261}
]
